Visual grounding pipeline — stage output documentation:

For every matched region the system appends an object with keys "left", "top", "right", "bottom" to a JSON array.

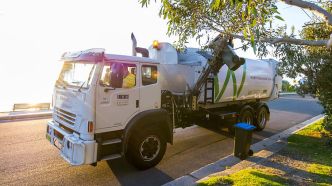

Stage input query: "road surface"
[{"left": 0, "top": 95, "right": 323, "bottom": 186}]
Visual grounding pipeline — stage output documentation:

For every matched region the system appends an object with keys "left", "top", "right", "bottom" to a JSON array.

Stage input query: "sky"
[{"left": 0, "top": 0, "right": 311, "bottom": 112}]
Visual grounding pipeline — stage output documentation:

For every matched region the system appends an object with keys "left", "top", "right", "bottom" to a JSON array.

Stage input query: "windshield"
[{"left": 56, "top": 61, "right": 96, "bottom": 89}]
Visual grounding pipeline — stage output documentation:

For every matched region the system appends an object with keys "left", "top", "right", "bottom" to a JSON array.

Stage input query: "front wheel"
[{"left": 126, "top": 129, "right": 166, "bottom": 170}]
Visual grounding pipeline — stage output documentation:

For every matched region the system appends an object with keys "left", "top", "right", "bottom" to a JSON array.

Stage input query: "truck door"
[
  {"left": 139, "top": 64, "right": 161, "bottom": 111},
  {"left": 96, "top": 61, "right": 139, "bottom": 131}
]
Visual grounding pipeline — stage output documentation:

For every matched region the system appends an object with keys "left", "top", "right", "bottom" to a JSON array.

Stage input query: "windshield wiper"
[
  {"left": 78, "top": 81, "right": 86, "bottom": 92},
  {"left": 77, "top": 65, "right": 95, "bottom": 92}
]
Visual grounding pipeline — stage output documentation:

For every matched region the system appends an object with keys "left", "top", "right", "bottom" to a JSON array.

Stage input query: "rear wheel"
[
  {"left": 229, "top": 105, "right": 255, "bottom": 135},
  {"left": 255, "top": 106, "right": 269, "bottom": 131},
  {"left": 126, "top": 129, "right": 166, "bottom": 170},
  {"left": 238, "top": 105, "right": 255, "bottom": 125}
]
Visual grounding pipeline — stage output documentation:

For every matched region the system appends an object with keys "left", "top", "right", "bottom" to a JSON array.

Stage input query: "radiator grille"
[{"left": 54, "top": 107, "right": 76, "bottom": 125}]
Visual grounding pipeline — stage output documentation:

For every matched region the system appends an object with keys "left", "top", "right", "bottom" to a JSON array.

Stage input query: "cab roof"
[{"left": 61, "top": 48, "right": 158, "bottom": 64}]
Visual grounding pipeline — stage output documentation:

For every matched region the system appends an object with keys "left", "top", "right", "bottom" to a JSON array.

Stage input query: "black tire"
[
  {"left": 238, "top": 105, "right": 255, "bottom": 125},
  {"left": 230, "top": 105, "right": 254, "bottom": 135},
  {"left": 126, "top": 129, "right": 166, "bottom": 170},
  {"left": 254, "top": 106, "right": 269, "bottom": 131},
  {"left": 248, "top": 149, "right": 254, "bottom": 156}
]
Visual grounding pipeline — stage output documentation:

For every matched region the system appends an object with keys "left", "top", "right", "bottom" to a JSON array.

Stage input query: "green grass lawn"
[
  {"left": 286, "top": 119, "right": 332, "bottom": 185},
  {"left": 197, "top": 119, "right": 332, "bottom": 186},
  {"left": 197, "top": 168, "right": 288, "bottom": 186}
]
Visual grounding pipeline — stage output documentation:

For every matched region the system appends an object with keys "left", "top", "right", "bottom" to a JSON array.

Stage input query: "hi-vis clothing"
[{"left": 123, "top": 73, "right": 136, "bottom": 88}]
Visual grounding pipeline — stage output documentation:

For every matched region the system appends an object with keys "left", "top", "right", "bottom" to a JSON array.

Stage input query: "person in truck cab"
[
  {"left": 102, "top": 68, "right": 111, "bottom": 86},
  {"left": 122, "top": 68, "right": 136, "bottom": 88}
]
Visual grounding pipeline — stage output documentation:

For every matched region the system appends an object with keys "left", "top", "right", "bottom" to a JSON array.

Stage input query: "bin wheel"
[
  {"left": 248, "top": 149, "right": 254, "bottom": 156},
  {"left": 255, "top": 106, "right": 268, "bottom": 131},
  {"left": 239, "top": 154, "right": 247, "bottom": 160},
  {"left": 238, "top": 105, "right": 255, "bottom": 125},
  {"left": 126, "top": 129, "right": 166, "bottom": 170}
]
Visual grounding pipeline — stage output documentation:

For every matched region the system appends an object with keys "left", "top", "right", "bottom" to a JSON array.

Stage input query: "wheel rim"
[
  {"left": 258, "top": 109, "right": 267, "bottom": 128},
  {"left": 243, "top": 111, "right": 253, "bottom": 124},
  {"left": 139, "top": 135, "right": 160, "bottom": 161}
]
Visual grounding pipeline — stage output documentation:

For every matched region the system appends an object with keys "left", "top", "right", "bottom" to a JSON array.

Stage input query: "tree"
[
  {"left": 278, "top": 7, "right": 332, "bottom": 132},
  {"left": 140, "top": 0, "right": 332, "bottom": 49},
  {"left": 282, "top": 80, "right": 296, "bottom": 92}
]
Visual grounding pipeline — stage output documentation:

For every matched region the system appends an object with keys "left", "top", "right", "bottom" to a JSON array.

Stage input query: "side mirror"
[{"left": 99, "top": 80, "right": 116, "bottom": 92}]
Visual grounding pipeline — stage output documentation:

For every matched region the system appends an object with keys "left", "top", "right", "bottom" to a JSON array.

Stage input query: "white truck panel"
[
  {"left": 150, "top": 44, "right": 280, "bottom": 104},
  {"left": 158, "top": 59, "right": 278, "bottom": 103},
  {"left": 148, "top": 43, "right": 178, "bottom": 64},
  {"left": 159, "top": 64, "right": 196, "bottom": 94}
]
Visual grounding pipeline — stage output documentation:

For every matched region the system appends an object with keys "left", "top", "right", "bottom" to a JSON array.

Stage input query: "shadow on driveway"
[{"left": 107, "top": 158, "right": 173, "bottom": 186}]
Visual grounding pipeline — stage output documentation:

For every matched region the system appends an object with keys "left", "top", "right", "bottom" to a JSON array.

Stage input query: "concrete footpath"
[
  {"left": 0, "top": 110, "right": 52, "bottom": 122},
  {"left": 164, "top": 114, "right": 325, "bottom": 186}
]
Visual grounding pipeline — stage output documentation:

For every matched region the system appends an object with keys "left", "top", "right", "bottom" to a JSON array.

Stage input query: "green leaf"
[
  {"left": 236, "top": 2, "right": 242, "bottom": 11},
  {"left": 230, "top": 0, "right": 236, "bottom": 7},
  {"left": 243, "top": 28, "right": 248, "bottom": 39},
  {"left": 211, "top": 0, "right": 221, "bottom": 9},
  {"left": 271, "top": 7, "right": 280, "bottom": 14},
  {"left": 139, "top": 0, "right": 149, "bottom": 7},
  {"left": 255, "top": 29, "right": 260, "bottom": 39},
  {"left": 251, "top": 34, "right": 256, "bottom": 54},
  {"left": 252, "top": 7, "right": 258, "bottom": 17},
  {"left": 251, "top": 19, "right": 257, "bottom": 27},
  {"left": 262, "top": 7, "right": 267, "bottom": 14},
  {"left": 242, "top": 9, "right": 246, "bottom": 20},
  {"left": 275, "top": 15, "right": 285, "bottom": 21}
]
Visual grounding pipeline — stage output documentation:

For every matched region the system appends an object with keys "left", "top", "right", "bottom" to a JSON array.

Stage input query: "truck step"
[
  {"left": 101, "top": 154, "right": 122, "bottom": 161},
  {"left": 101, "top": 138, "right": 122, "bottom": 146}
]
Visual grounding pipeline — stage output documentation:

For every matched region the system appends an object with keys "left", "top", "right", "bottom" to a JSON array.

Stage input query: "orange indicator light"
[{"left": 152, "top": 40, "right": 160, "bottom": 50}]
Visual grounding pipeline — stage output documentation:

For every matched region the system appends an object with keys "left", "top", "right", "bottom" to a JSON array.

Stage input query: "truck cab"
[{"left": 46, "top": 49, "right": 173, "bottom": 169}]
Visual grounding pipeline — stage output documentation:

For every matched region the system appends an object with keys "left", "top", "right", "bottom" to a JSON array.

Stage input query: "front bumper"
[{"left": 46, "top": 120, "right": 97, "bottom": 165}]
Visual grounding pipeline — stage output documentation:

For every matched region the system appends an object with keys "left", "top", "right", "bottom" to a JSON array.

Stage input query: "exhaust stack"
[
  {"left": 130, "top": 33, "right": 149, "bottom": 58},
  {"left": 131, "top": 33, "right": 137, "bottom": 56}
]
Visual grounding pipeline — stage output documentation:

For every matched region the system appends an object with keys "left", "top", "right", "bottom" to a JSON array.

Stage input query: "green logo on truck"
[{"left": 214, "top": 63, "right": 247, "bottom": 102}]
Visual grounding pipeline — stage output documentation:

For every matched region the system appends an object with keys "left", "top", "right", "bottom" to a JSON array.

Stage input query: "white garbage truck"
[{"left": 46, "top": 35, "right": 282, "bottom": 169}]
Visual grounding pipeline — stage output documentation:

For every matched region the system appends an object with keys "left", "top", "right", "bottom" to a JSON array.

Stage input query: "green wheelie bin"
[{"left": 234, "top": 123, "right": 256, "bottom": 160}]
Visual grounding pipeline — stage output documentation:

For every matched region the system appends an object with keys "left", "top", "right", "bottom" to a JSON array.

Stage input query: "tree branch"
[
  {"left": 202, "top": 1, "right": 332, "bottom": 47},
  {"left": 205, "top": 21, "right": 330, "bottom": 47},
  {"left": 279, "top": 0, "right": 332, "bottom": 25},
  {"left": 231, "top": 34, "right": 328, "bottom": 46},
  {"left": 328, "top": 33, "right": 332, "bottom": 47}
]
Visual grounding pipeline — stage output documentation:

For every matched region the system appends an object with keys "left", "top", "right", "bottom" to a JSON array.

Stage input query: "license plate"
[{"left": 54, "top": 138, "right": 63, "bottom": 150}]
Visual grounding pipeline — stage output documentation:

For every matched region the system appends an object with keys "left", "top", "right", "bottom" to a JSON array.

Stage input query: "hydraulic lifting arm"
[{"left": 191, "top": 36, "right": 245, "bottom": 109}]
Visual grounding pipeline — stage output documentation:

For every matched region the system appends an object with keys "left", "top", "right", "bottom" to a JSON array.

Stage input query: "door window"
[
  {"left": 100, "top": 63, "right": 137, "bottom": 88},
  {"left": 142, "top": 65, "right": 158, "bottom": 86}
]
